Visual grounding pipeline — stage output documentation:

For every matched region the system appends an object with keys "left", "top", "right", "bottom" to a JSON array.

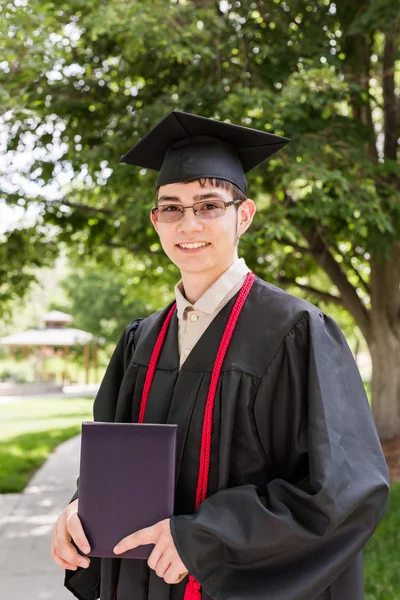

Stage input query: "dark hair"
[{"left": 155, "top": 177, "right": 247, "bottom": 207}]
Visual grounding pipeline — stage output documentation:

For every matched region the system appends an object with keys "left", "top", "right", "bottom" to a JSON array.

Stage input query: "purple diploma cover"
[{"left": 77, "top": 421, "right": 177, "bottom": 559}]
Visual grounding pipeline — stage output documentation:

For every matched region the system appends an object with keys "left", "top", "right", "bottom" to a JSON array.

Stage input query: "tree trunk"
[
  {"left": 370, "top": 324, "right": 400, "bottom": 441},
  {"left": 382, "top": 33, "right": 398, "bottom": 162},
  {"left": 369, "top": 244, "right": 400, "bottom": 440}
]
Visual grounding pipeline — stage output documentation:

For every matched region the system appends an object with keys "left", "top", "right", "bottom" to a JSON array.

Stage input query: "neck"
[{"left": 180, "top": 255, "right": 239, "bottom": 304}]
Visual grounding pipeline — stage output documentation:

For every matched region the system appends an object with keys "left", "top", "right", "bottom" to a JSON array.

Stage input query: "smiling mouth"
[{"left": 176, "top": 242, "right": 211, "bottom": 249}]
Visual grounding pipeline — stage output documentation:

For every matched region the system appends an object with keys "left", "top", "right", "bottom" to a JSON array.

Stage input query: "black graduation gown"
[{"left": 64, "top": 276, "right": 389, "bottom": 600}]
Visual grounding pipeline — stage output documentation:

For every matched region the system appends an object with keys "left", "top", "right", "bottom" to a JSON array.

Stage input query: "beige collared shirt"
[{"left": 174, "top": 258, "right": 251, "bottom": 368}]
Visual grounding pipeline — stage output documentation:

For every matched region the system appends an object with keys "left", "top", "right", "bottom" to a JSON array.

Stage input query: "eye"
[
  {"left": 201, "top": 203, "right": 220, "bottom": 210},
  {"left": 160, "top": 205, "right": 180, "bottom": 212}
]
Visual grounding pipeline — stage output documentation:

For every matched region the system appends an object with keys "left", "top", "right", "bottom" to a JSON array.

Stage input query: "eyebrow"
[{"left": 157, "top": 191, "right": 227, "bottom": 204}]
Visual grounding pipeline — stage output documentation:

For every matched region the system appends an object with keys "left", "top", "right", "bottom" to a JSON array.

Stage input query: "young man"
[{"left": 52, "top": 111, "right": 389, "bottom": 600}]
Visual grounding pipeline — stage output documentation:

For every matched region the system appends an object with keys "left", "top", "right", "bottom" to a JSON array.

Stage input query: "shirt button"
[
  {"left": 190, "top": 314, "right": 199, "bottom": 321},
  {"left": 185, "top": 349, "right": 190, "bottom": 356}
]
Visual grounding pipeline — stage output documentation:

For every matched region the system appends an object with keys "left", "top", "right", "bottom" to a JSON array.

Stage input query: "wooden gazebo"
[{"left": 0, "top": 311, "right": 100, "bottom": 384}]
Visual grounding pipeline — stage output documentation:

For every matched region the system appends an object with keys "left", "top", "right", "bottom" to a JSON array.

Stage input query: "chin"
[
  {"left": 178, "top": 260, "right": 213, "bottom": 271},
  {"left": 175, "top": 258, "right": 215, "bottom": 275},
  {"left": 169, "top": 247, "right": 213, "bottom": 266}
]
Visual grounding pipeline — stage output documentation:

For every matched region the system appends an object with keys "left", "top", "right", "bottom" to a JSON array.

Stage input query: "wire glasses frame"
[{"left": 151, "top": 198, "right": 244, "bottom": 223}]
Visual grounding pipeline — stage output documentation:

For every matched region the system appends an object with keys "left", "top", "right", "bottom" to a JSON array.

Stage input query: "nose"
[{"left": 176, "top": 207, "right": 204, "bottom": 234}]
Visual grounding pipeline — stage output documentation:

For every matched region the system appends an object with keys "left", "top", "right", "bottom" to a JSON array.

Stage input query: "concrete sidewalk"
[
  {"left": 0, "top": 382, "right": 100, "bottom": 401},
  {"left": 0, "top": 435, "right": 81, "bottom": 599}
]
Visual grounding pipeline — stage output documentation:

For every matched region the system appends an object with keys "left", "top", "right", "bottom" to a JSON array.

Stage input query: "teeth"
[{"left": 178, "top": 242, "right": 209, "bottom": 249}]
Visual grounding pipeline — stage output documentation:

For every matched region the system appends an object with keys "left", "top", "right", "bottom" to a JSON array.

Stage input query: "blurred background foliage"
[{"left": 0, "top": 0, "right": 399, "bottom": 437}]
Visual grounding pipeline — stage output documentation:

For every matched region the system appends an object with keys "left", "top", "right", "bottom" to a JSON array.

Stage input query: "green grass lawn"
[
  {"left": 0, "top": 356, "right": 108, "bottom": 384},
  {"left": 0, "top": 396, "right": 398, "bottom": 598},
  {"left": 0, "top": 397, "right": 93, "bottom": 493},
  {"left": 364, "top": 482, "right": 400, "bottom": 599}
]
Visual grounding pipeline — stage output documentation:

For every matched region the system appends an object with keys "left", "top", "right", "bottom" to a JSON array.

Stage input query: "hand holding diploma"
[
  {"left": 51, "top": 499, "right": 91, "bottom": 571},
  {"left": 113, "top": 518, "right": 188, "bottom": 585}
]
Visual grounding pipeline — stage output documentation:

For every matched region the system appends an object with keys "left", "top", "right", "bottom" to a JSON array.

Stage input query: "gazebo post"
[
  {"left": 84, "top": 344, "right": 90, "bottom": 385},
  {"left": 63, "top": 346, "right": 69, "bottom": 385},
  {"left": 94, "top": 344, "right": 99, "bottom": 383},
  {"left": 41, "top": 345, "right": 46, "bottom": 381}
]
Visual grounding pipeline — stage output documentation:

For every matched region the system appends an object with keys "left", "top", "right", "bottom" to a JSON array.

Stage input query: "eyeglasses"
[{"left": 151, "top": 198, "right": 243, "bottom": 223}]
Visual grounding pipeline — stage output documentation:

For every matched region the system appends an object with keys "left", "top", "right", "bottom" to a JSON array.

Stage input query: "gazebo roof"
[
  {"left": 41, "top": 310, "right": 74, "bottom": 323},
  {"left": 0, "top": 327, "right": 95, "bottom": 347}
]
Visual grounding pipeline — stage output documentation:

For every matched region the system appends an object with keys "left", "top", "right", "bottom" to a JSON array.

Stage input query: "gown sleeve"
[{"left": 170, "top": 310, "right": 390, "bottom": 600}]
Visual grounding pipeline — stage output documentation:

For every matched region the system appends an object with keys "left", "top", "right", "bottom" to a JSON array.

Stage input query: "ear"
[
  {"left": 237, "top": 199, "right": 256, "bottom": 236},
  {"left": 150, "top": 208, "right": 160, "bottom": 233}
]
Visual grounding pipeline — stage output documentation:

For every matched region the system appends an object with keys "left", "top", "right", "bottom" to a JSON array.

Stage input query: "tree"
[
  {"left": 0, "top": 227, "right": 58, "bottom": 318},
  {"left": 1, "top": 0, "right": 399, "bottom": 438},
  {"left": 55, "top": 257, "right": 171, "bottom": 342}
]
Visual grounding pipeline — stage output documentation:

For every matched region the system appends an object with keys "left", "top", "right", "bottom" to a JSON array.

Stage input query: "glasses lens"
[
  {"left": 195, "top": 200, "right": 226, "bottom": 219},
  {"left": 155, "top": 200, "right": 226, "bottom": 222},
  {"left": 156, "top": 205, "right": 183, "bottom": 223}
]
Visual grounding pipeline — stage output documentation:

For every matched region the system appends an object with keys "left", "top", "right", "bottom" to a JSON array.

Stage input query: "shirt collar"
[{"left": 174, "top": 258, "right": 250, "bottom": 321}]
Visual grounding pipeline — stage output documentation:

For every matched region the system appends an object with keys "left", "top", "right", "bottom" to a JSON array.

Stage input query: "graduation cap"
[{"left": 120, "top": 110, "right": 291, "bottom": 195}]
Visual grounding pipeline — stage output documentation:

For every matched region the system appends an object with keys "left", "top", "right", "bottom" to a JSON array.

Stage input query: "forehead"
[{"left": 157, "top": 181, "right": 232, "bottom": 202}]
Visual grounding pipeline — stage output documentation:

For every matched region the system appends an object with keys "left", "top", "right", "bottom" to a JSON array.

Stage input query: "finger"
[
  {"left": 155, "top": 553, "right": 173, "bottom": 579},
  {"left": 147, "top": 536, "right": 170, "bottom": 571},
  {"left": 54, "top": 522, "right": 90, "bottom": 568},
  {"left": 55, "top": 530, "right": 91, "bottom": 569},
  {"left": 66, "top": 512, "right": 91, "bottom": 554},
  {"left": 163, "top": 565, "right": 188, "bottom": 585},
  {"left": 51, "top": 540, "right": 77, "bottom": 571},
  {"left": 52, "top": 552, "right": 78, "bottom": 570},
  {"left": 114, "top": 526, "right": 156, "bottom": 554},
  {"left": 59, "top": 544, "right": 91, "bottom": 569}
]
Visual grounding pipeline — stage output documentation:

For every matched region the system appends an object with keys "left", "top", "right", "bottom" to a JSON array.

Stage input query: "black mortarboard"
[{"left": 120, "top": 110, "right": 291, "bottom": 195}]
